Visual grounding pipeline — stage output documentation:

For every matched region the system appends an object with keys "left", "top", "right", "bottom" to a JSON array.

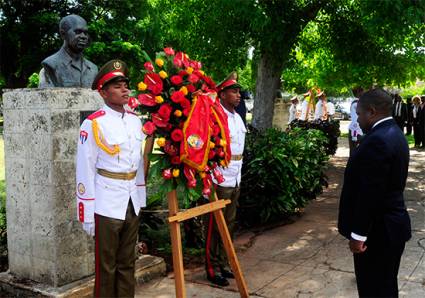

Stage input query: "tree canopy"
[{"left": 1, "top": 0, "right": 424, "bottom": 128}]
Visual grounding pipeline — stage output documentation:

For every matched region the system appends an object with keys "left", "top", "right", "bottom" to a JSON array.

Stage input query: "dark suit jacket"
[
  {"left": 392, "top": 102, "right": 407, "bottom": 123},
  {"left": 338, "top": 119, "right": 411, "bottom": 246}
]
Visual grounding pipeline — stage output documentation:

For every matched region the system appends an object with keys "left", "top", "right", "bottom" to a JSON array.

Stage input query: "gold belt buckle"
[
  {"left": 97, "top": 169, "right": 137, "bottom": 180},
  {"left": 231, "top": 154, "right": 243, "bottom": 161}
]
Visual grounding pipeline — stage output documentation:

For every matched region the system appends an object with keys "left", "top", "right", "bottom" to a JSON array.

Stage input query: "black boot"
[
  {"left": 220, "top": 268, "right": 235, "bottom": 279},
  {"left": 207, "top": 273, "right": 229, "bottom": 286}
]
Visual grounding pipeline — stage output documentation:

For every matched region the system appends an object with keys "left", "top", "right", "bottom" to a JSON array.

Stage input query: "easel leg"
[
  {"left": 168, "top": 190, "right": 186, "bottom": 298},
  {"left": 212, "top": 194, "right": 249, "bottom": 297}
]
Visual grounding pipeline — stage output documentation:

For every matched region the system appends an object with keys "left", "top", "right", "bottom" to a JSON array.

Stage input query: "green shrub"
[
  {"left": 238, "top": 127, "right": 329, "bottom": 226},
  {"left": 289, "top": 119, "right": 340, "bottom": 155},
  {"left": 27, "top": 72, "right": 39, "bottom": 88}
]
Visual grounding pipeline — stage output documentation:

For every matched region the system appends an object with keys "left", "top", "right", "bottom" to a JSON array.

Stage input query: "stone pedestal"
[
  {"left": 272, "top": 99, "right": 291, "bottom": 130},
  {"left": 2, "top": 88, "right": 103, "bottom": 287}
]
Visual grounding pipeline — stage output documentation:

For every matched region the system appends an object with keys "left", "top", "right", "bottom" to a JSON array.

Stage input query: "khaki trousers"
[
  {"left": 205, "top": 185, "right": 240, "bottom": 277},
  {"left": 94, "top": 200, "right": 140, "bottom": 298}
]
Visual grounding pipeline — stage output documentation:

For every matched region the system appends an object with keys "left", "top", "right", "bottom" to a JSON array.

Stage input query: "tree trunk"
[{"left": 252, "top": 52, "right": 284, "bottom": 131}]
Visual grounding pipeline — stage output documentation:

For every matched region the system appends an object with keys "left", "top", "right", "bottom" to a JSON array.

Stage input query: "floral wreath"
[{"left": 129, "top": 47, "right": 231, "bottom": 202}]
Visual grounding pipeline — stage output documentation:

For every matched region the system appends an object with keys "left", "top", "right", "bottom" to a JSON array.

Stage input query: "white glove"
[{"left": 82, "top": 222, "right": 95, "bottom": 236}]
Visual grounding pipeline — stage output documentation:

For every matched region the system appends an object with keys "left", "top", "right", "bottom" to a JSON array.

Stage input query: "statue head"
[{"left": 59, "top": 15, "right": 89, "bottom": 54}]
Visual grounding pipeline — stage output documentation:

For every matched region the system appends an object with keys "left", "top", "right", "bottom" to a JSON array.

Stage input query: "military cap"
[
  {"left": 303, "top": 91, "right": 310, "bottom": 97},
  {"left": 290, "top": 95, "right": 298, "bottom": 101},
  {"left": 216, "top": 71, "right": 242, "bottom": 93},
  {"left": 317, "top": 90, "right": 325, "bottom": 97},
  {"left": 91, "top": 59, "right": 129, "bottom": 91}
]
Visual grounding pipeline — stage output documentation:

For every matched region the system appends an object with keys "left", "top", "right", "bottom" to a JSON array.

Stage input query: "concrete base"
[{"left": 0, "top": 255, "right": 166, "bottom": 298}]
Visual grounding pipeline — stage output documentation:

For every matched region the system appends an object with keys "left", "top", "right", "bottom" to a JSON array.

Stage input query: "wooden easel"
[
  {"left": 167, "top": 189, "right": 249, "bottom": 298},
  {"left": 143, "top": 137, "right": 248, "bottom": 297}
]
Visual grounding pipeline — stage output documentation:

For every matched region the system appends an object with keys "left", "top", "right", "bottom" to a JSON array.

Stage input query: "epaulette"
[{"left": 87, "top": 110, "right": 106, "bottom": 120}]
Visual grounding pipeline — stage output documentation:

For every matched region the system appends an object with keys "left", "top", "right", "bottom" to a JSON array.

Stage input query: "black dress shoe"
[
  {"left": 220, "top": 268, "right": 234, "bottom": 279},
  {"left": 207, "top": 274, "right": 229, "bottom": 286}
]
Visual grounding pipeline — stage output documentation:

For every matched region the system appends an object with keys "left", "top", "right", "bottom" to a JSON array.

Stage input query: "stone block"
[
  {"left": 31, "top": 257, "right": 56, "bottom": 286},
  {"left": 26, "top": 109, "right": 51, "bottom": 134},
  {"left": 52, "top": 133, "right": 78, "bottom": 161},
  {"left": 7, "top": 252, "right": 33, "bottom": 278},
  {"left": 5, "top": 158, "right": 27, "bottom": 184},
  {"left": 27, "top": 133, "right": 53, "bottom": 161},
  {"left": 52, "top": 160, "right": 76, "bottom": 186},
  {"left": 51, "top": 110, "right": 80, "bottom": 134},
  {"left": 3, "top": 88, "right": 104, "bottom": 287},
  {"left": 29, "top": 159, "right": 52, "bottom": 185},
  {"left": 2, "top": 110, "right": 26, "bottom": 133},
  {"left": 31, "top": 234, "right": 56, "bottom": 261},
  {"left": 3, "top": 133, "right": 27, "bottom": 159}
]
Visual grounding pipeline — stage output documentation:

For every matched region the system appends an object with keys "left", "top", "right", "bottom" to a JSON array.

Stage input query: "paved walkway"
[{"left": 136, "top": 138, "right": 425, "bottom": 297}]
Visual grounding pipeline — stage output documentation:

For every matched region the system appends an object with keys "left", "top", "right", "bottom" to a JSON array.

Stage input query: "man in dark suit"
[
  {"left": 392, "top": 94, "right": 407, "bottom": 132},
  {"left": 338, "top": 88, "right": 411, "bottom": 297}
]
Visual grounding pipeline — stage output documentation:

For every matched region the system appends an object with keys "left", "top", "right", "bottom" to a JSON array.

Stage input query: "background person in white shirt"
[
  {"left": 288, "top": 95, "right": 299, "bottom": 124},
  {"left": 205, "top": 72, "right": 246, "bottom": 287},
  {"left": 314, "top": 91, "right": 334, "bottom": 120},
  {"left": 76, "top": 60, "right": 149, "bottom": 297},
  {"left": 348, "top": 87, "right": 364, "bottom": 155}
]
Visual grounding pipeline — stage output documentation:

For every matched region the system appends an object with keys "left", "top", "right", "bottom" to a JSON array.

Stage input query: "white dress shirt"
[
  {"left": 288, "top": 103, "right": 298, "bottom": 123},
  {"left": 348, "top": 99, "right": 363, "bottom": 139},
  {"left": 76, "top": 105, "right": 146, "bottom": 222},
  {"left": 216, "top": 106, "right": 246, "bottom": 187}
]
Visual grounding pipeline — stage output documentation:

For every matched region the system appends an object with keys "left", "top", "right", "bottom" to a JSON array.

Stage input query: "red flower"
[
  {"left": 208, "top": 150, "right": 216, "bottom": 159},
  {"left": 164, "top": 141, "right": 178, "bottom": 156},
  {"left": 171, "top": 129, "right": 183, "bottom": 142},
  {"left": 170, "top": 75, "right": 183, "bottom": 85},
  {"left": 186, "top": 84, "right": 196, "bottom": 93},
  {"left": 173, "top": 52, "right": 184, "bottom": 68},
  {"left": 178, "top": 70, "right": 188, "bottom": 77},
  {"left": 142, "top": 121, "right": 156, "bottom": 135},
  {"left": 171, "top": 156, "right": 181, "bottom": 165},
  {"left": 144, "top": 61, "right": 154, "bottom": 71},
  {"left": 164, "top": 47, "right": 175, "bottom": 56},
  {"left": 158, "top": 104, "right": 173, "bottom": 121},
  {"left": 152, "top": 113, "right": 168, "bottom": 127},
  {"left": 162, "top": 169, "right": 172, "bottom": 179},
  {"left": 190, "top": 60, "right": 202, "bottom": 70},
  {"left": 138, "top": 93, "right": 156, "bottom": 106},
  {"left": 180, "top": 98, "right": 191, "bottom": 110},
  {"left": 171, "top": 91, "right": 186, "bottom": 103},
  {"left": 128, "top": 97, "right": 139, "bottom": 109},
  {"left": 183, "top": 108, "right": 191, "bottom": 117},
  {"left": 144, "top": 73, "right": 163, "bottom": 95},
  {"left": 188, "top": 74, "right": 200, "bottom": 83}
]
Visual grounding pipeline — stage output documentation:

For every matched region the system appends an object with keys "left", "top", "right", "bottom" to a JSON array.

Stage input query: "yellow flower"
[
  {"left": 155, "top": 96, "right": 164, "bottom": 104},
  {"left": 199, "top": 70, "right": 205, "bottom": 75},
  {"left": 155, "top": 58, "right": 164, "bottom": 67},
  {"left": 199, "top": 172, "right": 206, "bottom": 178},
  {"left": 137, "top": 82, "right": 147, "bottom": 91},
  {"left": 219, "top": 139, "right": 227, "bottom": 147},
  {"left": 156, "top": 137, "right": 166, "bottom": 147},
  {"left": 172, "top": 169, "right": 180, "bottom": 177},
  {"left": 179, "top": 86, "right": 188, "bottom": 95},
  {"left": 174, "top": 110, "right": 182, "bottom": 117},
  {"left": 159, "top": 70, "right": 168, "bottom": 79},
  {"left": 209, "top": 142, "right": 215, "bottom": 149},
  {"left": 220, "top": 160, "right": 227, "bottom": 167},
  {"left": 186, "top": 67, "right": 194, "bottom": 74}
]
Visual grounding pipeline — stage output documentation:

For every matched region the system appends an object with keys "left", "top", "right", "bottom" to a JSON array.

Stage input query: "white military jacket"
[
  {"left": 76, "top": 105, "right": 146, "bottom": 222},
  {"left": 216, "top": 106, "right": 246, "bottom": 187}
]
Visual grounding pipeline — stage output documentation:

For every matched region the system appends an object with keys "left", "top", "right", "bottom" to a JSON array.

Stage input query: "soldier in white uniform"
[
  {"left": 288, "top": 95, "right": 299, "bottom": 124},
  {"left": 205, "top": 72, "right": 247, "bottom": 286},
  {"left": 314, "top": 91, "right": 335, "bottom": 120},
  {"left": 76, "top": 59, "right": 147, "bottom": 297}
]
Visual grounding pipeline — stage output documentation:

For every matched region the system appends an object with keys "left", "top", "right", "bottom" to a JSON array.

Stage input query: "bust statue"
[{"left": 38, "top": 14, "right": 98, "bottom": 88}]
